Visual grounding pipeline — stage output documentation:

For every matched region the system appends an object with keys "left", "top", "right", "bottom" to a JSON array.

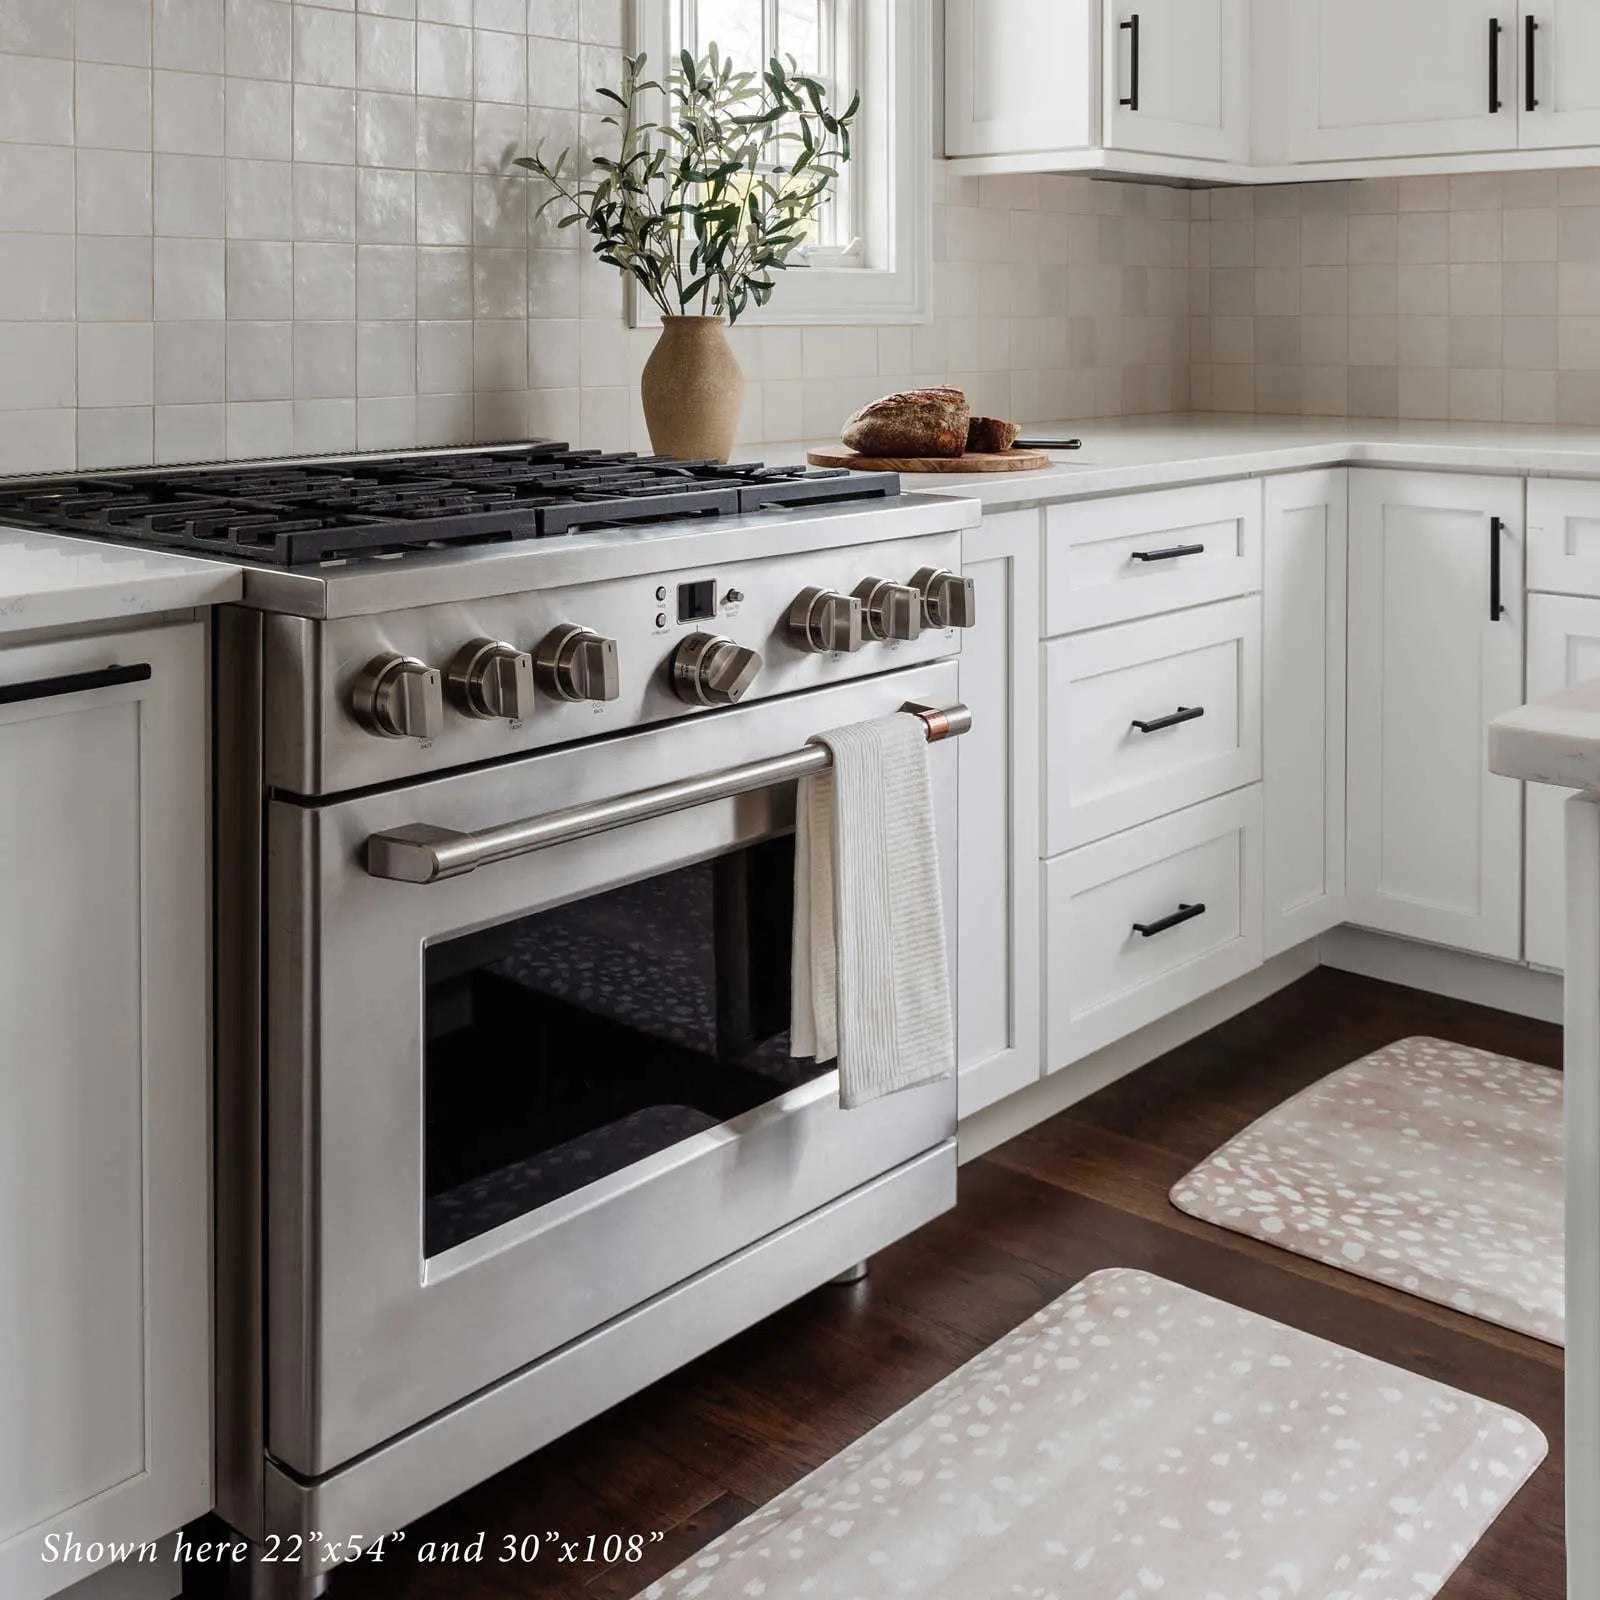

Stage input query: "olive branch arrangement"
[{"left": 514, "top": 47, "right": 860, "bottom": 325}]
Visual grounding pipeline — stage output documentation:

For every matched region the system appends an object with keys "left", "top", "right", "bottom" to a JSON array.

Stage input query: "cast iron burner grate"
[{"left": 0, "top": 441, "right": 902, "bottom": 566}]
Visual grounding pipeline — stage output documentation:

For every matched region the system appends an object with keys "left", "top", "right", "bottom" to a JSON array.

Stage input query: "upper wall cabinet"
[
  {"left": 945, "top": 0, "right": 1096, "bottom": 158},
  {"left": 944, "top": 0, "right": 1248, "bottom": 172},
  {"left": 1283, "top": 2, "right": 1600, "bottom": 163},
  {"left": 952, "top": 0, "right": 1600, "bottom": 180},
  {"left": 1286, "top": 0, "right": 1513, "bottom": 161},
  {"left": 1103, "top": 0, "right": 1248, "bottom": 163},
  {"left": 1522, "top": 2, "right": 1600, "bottom": 149}
]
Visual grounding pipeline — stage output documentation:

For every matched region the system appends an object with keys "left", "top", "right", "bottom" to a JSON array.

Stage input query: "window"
[
  {"left": 629, "top": 0, "right": 931, "bottom": 324},
  {"left": 674, "top": 0, "right": 861, "bottom": 265}
]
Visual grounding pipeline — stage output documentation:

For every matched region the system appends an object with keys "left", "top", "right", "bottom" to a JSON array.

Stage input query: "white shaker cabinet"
[
  {"left": 1262, "top": 470, "right": 1348, "bottom": 958},
  {"left": 1104, "top": 0, "right": 1249, "bottom": 164},
  {"left": 1519, "top": 2, "right": 1600, "bottom": 149},
  {"left": 1525, "top": 594, "right": 1600, "bottom": 971},
  {"left": 0, "top": 623, "right": 211, "bottom": 1600},
  {"left": 1346, "top": 471, "right": 1525, "bottom": 960},
  {"left": 945, "top": 0, "right": 1096, "bottom": 158},
  {"left": 1286, "top": 0, "right": 1516, "bottom": 161},
  {"left": 944, "top": 0, "right": 1247, "bottom": 166},
  {"left": 956, "top": 512, "right": 1042, "bottom": 1116}
]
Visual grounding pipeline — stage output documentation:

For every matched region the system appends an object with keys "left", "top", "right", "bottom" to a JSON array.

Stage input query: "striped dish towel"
[{"left": 790, "top": 712, "right": 954, "bottom": 1109}]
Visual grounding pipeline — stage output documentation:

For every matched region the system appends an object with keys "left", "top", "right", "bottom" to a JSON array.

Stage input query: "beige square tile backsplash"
[
  {"left": 1188, "top": 170, "right": 1600, "bottom": 426},
  {"left": 0, "top": 0, "right": 1187, "bottom": 473},
  {"left": 0, "top": 0, "right": 1593, "bottom": 475}
]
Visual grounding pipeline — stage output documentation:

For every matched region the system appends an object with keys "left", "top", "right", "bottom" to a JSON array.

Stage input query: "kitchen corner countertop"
[
  {"left": 770, "top": 413, "right": 1600, "bottom": 510},
  {"left": 0, "top": 527, "right": 242, "bottom": 638},
  {"left": 1491, "top": 679, "right": 1600, "bottom": 792}
]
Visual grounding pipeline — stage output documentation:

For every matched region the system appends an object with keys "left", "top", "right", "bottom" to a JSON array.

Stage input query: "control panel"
[{"left": 285, "top": 529, "right": 970, "bottom": 790}]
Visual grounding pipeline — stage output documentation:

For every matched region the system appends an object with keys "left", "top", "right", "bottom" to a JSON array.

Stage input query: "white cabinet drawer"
[
  {"left": 1045, "top": 787, "right": 1264, "bottom": 1071},
  {"left": 1044, "top": 479, "right": 1262, "bottom": 634},
  {"left": 1529, "top": 479, "right": 1600, "bottom": 597},
  {"left": 1045, "top": 596, "right": 1261, "bottom": 852}
]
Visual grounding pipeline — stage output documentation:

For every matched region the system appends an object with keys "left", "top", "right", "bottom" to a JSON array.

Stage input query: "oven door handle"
[{"left": 364, "top": 701, "right": 973, "bottom": 883}]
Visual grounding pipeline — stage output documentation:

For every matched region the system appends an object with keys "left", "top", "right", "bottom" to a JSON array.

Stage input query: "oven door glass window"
[{"left": 423, "top": 835, "right": 829, "bottom": 1257}]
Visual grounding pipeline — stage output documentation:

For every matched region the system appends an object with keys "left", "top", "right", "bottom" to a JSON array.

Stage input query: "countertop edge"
[
  {"left": 898, "top": 439, "right": 1600, "bottom": 511},
  {"left": 1491, "top": 683, "right": 1600, "bottom": 791},
  {"left": 0, "top": 529, "right": 244, "bottom": 640}
]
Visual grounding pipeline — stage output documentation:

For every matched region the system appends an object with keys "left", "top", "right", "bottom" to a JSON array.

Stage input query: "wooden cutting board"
[{"left": 806, "top": 445, "right": 1052, "bottom": 474}]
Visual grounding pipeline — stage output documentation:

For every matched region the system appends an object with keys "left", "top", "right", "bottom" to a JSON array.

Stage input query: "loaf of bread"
[
  {"left": 841, "top": 388, "right": 971, "bottom": 458},
  {"left": 966, "top": 417, "right": 1021, "bottom": 453}
]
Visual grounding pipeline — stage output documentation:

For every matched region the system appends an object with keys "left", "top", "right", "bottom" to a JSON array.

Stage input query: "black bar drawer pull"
[
  {"left": 1489, "top": 17, "right": 1503, "bottom": 111},
  {"left": 1120, "top": 14, "right": 1141, "bottom": 110},
  {"left": 1131, "top": 705, "right": 1205, "bottom": 735},
  {"left": 1490, "top": 516, "right": 1506, "bottom": 621},
  {"left": 1132, "top": 902, "right": 1206, "bottom": 939},
  {"left": 0, "top": 661, "right": 151, "bottom": 708},
  {"left": 1526, "top": 14, "right": 1539, "bottom": 112},
  {"left": 1131, "top": 542, "right": 1205, "bottom": 563}
]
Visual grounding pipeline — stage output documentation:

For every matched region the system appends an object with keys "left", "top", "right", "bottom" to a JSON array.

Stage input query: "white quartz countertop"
[
  {"left": 769, "top": 413, "right": 1600, "bottom": 510},
  {"left": 0, "top": 528, "right": 242, "bottom": 637},
  {"left": 1492, "top": 680, "right": 1600, "bottom": 792},
  {"left": 12, "top": 411, "right": 1600, "bottom": 634}
]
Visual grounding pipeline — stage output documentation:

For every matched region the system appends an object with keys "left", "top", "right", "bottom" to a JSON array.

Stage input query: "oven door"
[{"left": 266, "top": 659, "right": 959, "bottom": 1477}]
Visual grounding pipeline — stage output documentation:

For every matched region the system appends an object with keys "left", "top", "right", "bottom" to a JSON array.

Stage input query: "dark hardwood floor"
[{"left": 266, "top": 968, "right": 1569, "bottom": 1599}]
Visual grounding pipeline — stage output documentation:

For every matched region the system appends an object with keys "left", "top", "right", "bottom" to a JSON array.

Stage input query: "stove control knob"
[
  {"left": 671, "top": 632, "right": 762, "bottom": 706},
  {"left": 852, "top": 576, "right": 924, "bottom": 643},
  {"left": 787, "top": 586, "right": 863, "bottom": 655},
  {"left": 351, "top": 654, "right": 444, "bottom": 741},
  {"left": 446, "top": 638, "right": 534, "bottom": 722},
  {"left": 535, "top": 624, "right": 621, "bottom": 703},
  {"left": 912, "top": 566, "right": 977, "bottom": 631}
]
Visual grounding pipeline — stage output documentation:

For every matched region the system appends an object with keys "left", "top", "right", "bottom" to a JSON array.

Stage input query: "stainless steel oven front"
[{"left": 265, "top": 657, "right": 961, "bottom": 1480}]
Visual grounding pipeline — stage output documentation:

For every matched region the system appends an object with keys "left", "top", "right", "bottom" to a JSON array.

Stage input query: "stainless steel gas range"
[{"left": 0, "top": 444, "right": 980, "bottom": 1596}]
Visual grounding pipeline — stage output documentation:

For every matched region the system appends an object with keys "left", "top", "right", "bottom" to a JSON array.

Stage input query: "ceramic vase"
[{"left": 640, "top": 315, "right": 745, "bottom": 463}]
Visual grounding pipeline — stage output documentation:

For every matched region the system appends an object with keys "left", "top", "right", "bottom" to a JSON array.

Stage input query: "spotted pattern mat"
[
  {"left": 1171, "top": 1037, "right": 1564, "bottom": 1345},
  {"left": 638, "top": 1269, "right": 1545, "bottom": 1600}
]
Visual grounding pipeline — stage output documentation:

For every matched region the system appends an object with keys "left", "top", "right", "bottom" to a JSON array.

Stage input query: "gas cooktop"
[{"left": 0, "top": 442, "right": 902, "bottom": 568}]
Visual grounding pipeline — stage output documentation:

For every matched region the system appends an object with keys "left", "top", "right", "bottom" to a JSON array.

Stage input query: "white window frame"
[{"left": 627, "top": 0, "right": 931, "bottom": 325}]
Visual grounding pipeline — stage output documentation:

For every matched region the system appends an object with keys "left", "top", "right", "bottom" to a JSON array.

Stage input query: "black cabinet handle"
[
  {"left": 1120, "top": 14, "right": 1140, "bottom": 110},
  {"left": 0, "top": 661, "right": 151, "bottom": 708},
  {"left": 1133, "top": 902, "right": 1206, "bottom": 938},
  {"left": 1131, "top": 705, "right": 1205, "bottom": 734},
  {"left": 1526, "top": 15, "right": 1539, "bottom": 111},
  {"left": 1489, "top": 18, "right": 1503, "bottom": 112},
  {"left": 1131, "top": 542, "right": 1205, "bottom": 563},
  {"left": 1490, "top": 516, "right": 1506, "bottom": 621}
]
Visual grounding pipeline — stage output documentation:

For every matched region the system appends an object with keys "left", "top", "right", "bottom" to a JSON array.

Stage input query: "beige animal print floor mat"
[
  {"left": 638, "top": 1268, "right": 1546, "bottom": 1600},
  {"left": 1171, "top": 1036, "right": 1563, "bottom": 1344}
]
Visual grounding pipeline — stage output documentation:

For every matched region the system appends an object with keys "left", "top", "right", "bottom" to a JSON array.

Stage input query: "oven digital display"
[{"left": 677, "top": 579, "right": 717, "bottom": 623}]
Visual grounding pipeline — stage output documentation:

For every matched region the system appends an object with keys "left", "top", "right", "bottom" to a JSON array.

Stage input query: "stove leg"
[{"left": 831, "top": 1258, "right": 870, "bottom": 1285}]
